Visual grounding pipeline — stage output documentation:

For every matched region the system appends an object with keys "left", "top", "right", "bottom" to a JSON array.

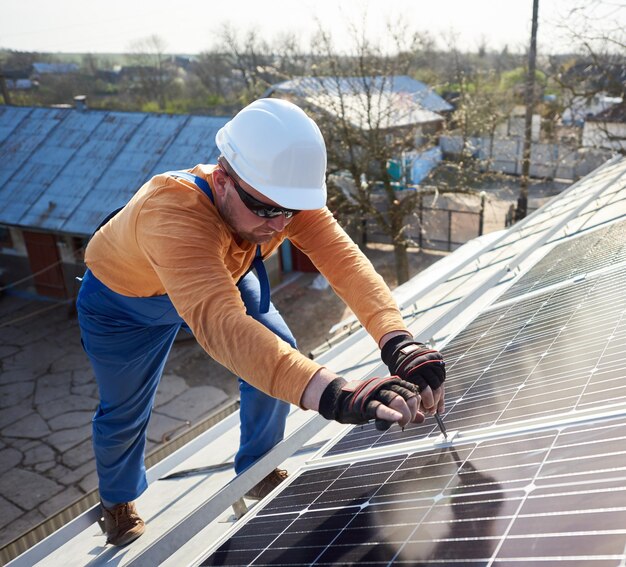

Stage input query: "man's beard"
[{"left": 218, "top": 198, "right": 273, "bottom": 245}]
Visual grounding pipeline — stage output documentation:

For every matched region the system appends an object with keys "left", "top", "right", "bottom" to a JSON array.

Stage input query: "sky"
[{"left": 1, "top": 0, "right": 624, "bottom": 55}]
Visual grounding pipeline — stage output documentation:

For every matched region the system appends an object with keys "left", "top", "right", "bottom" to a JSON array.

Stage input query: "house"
[
  {"left": 0, "top": 101, "right": 323, "bottom": 301},
  {"left": 562, "top": 92, "right": 623, "bottom": 126},
  {"left": 266, "top": 75, "right": 451, "bottom": 143},
  {"left": 582, "top": 101, "right": 626, "bottom": 152},
  {"left": 266, "top": 75, "right": 452, "bottom": 113},
  {"left": 31, "top": 62, "right": 79, "bottom": 78},
  {"left": 0, "top": 104, "right": 230, "bottom": 299},
  {"left": 266, "top": 75, "right": 452, "bottom": 186},
  {"left": 494, "top": 105, "right": 542, "bottom": 141},
  {"left": 1, "top": 68, "right": 36, "bottom": 90}
]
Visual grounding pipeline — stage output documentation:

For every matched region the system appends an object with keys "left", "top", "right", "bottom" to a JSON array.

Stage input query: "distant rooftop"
[
  {"left": 266, "top": 75, "right": 452, "bottom": 129},
  {"left": 587, "top": 101, "right": 626, "bottom": 123},
  {"left": 31, "top": 63, "right": 79, "bottom": 75},
  {"left": 268, "top": 75, "right": 452, "bottom": 113}
]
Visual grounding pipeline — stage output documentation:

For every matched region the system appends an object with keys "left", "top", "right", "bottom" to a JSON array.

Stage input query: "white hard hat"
[{"left": 215, "top": 98, "right": 327, "bottom": 210}]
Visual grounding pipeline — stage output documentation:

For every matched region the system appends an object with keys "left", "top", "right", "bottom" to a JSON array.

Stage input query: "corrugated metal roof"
[
  {"left": 269, "top": 75, "right": 453, "bottom": 114},
  {"left": 302, "top": 91, "right": 443, "bottom": 130},
  {"left": 31, "top": 63, "right": 79, "bottom": 74},
  {"left": 0, "top": 106, "right": 229, "bottom": 235}
]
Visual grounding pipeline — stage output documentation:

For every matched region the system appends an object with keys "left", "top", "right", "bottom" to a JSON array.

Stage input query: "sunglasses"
[{"left": 221, "top": 167, "right": 299, "bottom": 219}]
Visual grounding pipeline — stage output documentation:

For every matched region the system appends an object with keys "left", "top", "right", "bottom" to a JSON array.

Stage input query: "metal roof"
[
  {"left": 0, "top": 106, "right": 229, "bottom": 236},
  {"left": 31, "top": 63, "right": 79, "bottom": 75},
  {"left": 267, "top": 75, "right": 453, "bottom": 115},
  {"left": 301, "top": 91, "right": 443, "bottom": 130},
  {"left": 7, "top": 155, "right": 626, "bottom": 566}
]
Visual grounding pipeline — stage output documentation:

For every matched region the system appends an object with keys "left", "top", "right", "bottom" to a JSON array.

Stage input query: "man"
[{"left": 77, "top": 98, "right": 445, "bottom": 547}]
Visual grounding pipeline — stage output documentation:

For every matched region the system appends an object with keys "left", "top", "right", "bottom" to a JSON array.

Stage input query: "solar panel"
[
  {"left": 193, "top": 165, "right": 626, "bottom": 566},
  {"left": 325, "top": 261, "right": 626, "bottom": 455},
  {"left": 197, "top": 207, "right": 626, "bottom": 565},
  {"left": 199, "top": 414, "right": 626, "bottom": 566},
  {"left": 497, "top": 218, "right": 626, "bottom": 302}
]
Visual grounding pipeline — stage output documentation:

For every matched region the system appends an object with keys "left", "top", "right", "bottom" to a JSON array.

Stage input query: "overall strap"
[
  {"left": 167, "top": 170, "right": 271, "bottom": 314},
  {"left": 253, "top": 247, "right": 271, "bottom": 314},
  {"left": 166, "top": 170, "right": 214, "bottom": 204}
]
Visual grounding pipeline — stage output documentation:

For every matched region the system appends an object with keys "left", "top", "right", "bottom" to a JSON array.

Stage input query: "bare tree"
[
  {"left": 435, "top": 35, "right": 517, "bottom": 200},
  {"left": 192, "top": 51, "right": 231, "bottom": 101},
  {"left": 288, "top": 20, "right": 444, "bottom": 284},
  {"left": 194, "top": 29, "right": 310, "bottom": 109},
  {"left": 546, "top": 0, "right": 625, "bottom": 152},
  {"left": 271, "top": 32, "right": 311, "bottom": 79},
  {"left": 216, "top": 25, "right": 279, "bottom": 103},
  {"left": 127, "top": 35, "right": 174, "bottom": 110}
]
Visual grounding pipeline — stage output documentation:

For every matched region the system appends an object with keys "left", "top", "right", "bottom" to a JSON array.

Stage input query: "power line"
[
  {"left": 0, "top": 297, "right": 73, "bottom": 328},
  {"left": 0, "top": 256, "right": 67, "bottom": 293}
]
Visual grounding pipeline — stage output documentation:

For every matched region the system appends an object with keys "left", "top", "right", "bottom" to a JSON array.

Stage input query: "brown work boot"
[
  {"left": 245, "top": 468, "right": 288, "bottom": 500},
  {"left": 100, "top": 501, "right": 145, "bottom": 546}
]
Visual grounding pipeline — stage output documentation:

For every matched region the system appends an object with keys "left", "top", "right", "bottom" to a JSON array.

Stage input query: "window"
[{"left": 0, "top": 226, "right": 14, "bottom": 250}]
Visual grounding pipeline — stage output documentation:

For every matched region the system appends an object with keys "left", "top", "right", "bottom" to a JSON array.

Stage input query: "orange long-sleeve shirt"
[{"left": 85, "top": 164, "right": 409, "bottom": 406}]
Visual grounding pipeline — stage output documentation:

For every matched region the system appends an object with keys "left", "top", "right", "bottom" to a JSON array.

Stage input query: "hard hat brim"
[{"left": 249, "top": 182, "right": 327, "bottom": 210}]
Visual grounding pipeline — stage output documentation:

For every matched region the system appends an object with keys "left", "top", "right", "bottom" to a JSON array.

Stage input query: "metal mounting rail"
[{"left": 484, "top": 255, "right": 626, "bottom": 312}]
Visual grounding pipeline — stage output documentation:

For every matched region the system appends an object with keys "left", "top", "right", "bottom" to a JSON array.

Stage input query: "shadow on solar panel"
[
  {"left": 199, "top": 415, "right": 626, "bottom": 566},
  {"left": 199, "top": 447, "right": 508, "bottom": 566}
]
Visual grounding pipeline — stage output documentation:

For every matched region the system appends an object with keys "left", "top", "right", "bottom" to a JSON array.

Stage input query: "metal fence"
[{"left": 366, "top": 194, "right": 484, "bottom": 252}]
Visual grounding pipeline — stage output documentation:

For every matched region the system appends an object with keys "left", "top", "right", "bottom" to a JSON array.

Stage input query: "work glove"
[
  {"left": 318, "top": 376, "right": 418, "bottom": 431},
  {"left": 381, "top": 335, "right": 446, "bottom": 394}
]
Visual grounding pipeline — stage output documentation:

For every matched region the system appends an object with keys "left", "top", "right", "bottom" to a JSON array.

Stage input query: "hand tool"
[{"left": 434, "top": 412, "right": 448, "bottom": 440}]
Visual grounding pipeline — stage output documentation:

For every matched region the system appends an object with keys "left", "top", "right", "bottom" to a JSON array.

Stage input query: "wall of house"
[
  {"left": 440, "top": 135, "right": 614, "bottom": 180},
  {"left": 0, "top": 227, "right": 30, "bottom": 291},
  {"left": 582, "top": 122, "right": 626, "bottom": 152},
  {"left": 414, "top": 121, "right": 443, "bottom": 148},
  {"left": 494, "top": 114, "right": 541, "bottom": 142},
  {"left": 4, "top": 227, "right": 27, "bottom": 256},
  {"left": 1, "top": 227, "right": 288, "bottom": 299},
  {"left": 0, "top": 228, "right": 87, "bottom": 298}
]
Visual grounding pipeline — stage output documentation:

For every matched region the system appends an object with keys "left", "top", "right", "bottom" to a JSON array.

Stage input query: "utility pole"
[{"left": 516, "top": 0, "right": 539, "bottom": 221}]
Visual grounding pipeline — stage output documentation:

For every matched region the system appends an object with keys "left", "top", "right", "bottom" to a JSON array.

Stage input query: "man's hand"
[
  {"left": 318, "top": 376, "right": 425, "bottom": 431},
  {"left": 381, "top": 335, "right": 446, "bottom": 415}
]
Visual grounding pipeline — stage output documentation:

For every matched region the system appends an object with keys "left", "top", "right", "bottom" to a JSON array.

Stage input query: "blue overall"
[{"left": 76, "top": 172, "right": 292, "bottom": 504}]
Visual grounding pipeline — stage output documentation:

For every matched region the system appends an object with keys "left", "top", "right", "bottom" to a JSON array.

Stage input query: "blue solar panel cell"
[
  {"left": 326, "top": 263, "right": 626, "bottom": 456},
  {"left": 497, "top": 219, "right": 626, "bottom": 302},
  {"left": 199, "top": 415, "right": 626, "bottom": 566}
]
